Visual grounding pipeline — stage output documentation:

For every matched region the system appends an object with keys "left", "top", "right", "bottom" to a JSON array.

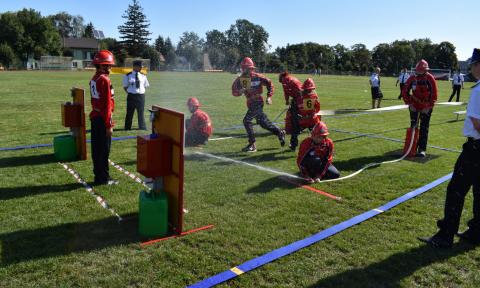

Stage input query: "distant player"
[
  {"left": 369, "top": 67, "right": 383, "bottom": 109},
  {"left": 232, "top": 57, "right": 285, "bottom": 152},
  {"left": 448, "top": 70, "right": 464, "bottom": 102},
  {"left": 396, "top": 67, "right": 410, "bottom": 99},
  {"left": 185, "top": 97, "right": 212, "bottom": 146},
  {"left": 297, "top": 122, "right": 340, "bottom": 183},
  {"left": 401, "top": 59, "right": 438, "bottom": 157}
]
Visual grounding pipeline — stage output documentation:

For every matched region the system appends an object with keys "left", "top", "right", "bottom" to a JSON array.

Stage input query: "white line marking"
[
  {"left": 193, "top": 151, "right": 305, "bottom": 180},
  {"left": 374, "top": 208, "right": 384, "bottom": 213}
]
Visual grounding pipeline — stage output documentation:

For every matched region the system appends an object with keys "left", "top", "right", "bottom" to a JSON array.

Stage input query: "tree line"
[{"left": 0, "top": 0, "right": 459, "bottom": 74}]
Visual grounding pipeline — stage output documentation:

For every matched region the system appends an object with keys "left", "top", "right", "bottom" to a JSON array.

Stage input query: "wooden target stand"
[{"left": 61, "top": 87, "right": 87, "bottom": 160}]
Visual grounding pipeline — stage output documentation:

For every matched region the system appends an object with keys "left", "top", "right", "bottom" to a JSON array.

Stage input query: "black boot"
[
  {"left": 457, "top": 228, "right": 480, "bottom": 245},
  {"left": 418, "top": 230, "right": 454, "bottom": 248}
]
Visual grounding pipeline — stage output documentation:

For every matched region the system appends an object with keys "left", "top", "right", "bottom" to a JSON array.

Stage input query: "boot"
[{"left": 418, "top": 230, "right": 454, "bottom": 248}]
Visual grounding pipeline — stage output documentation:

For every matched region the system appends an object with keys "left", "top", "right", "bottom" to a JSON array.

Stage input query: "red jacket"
[
  {"left": 89, "top": 72, "right": 115, "bottom": 129},
  {"left": 281, "top": 75, "right": 303, "bottom": 103},
  {"left": 188, "top": 109, "right": 212, "bottom": 137},
  {"left": 232, "top": 72, "right": 274, "bottom": 107},
  {"left": 297, "top": 137, "right": 334, "bottom": 178},
  {"left": 402, "top": 72, "right": 437, "bottom": 110},
  {"left": 297, "top": 91, "right": 320, "bottom": 118}
]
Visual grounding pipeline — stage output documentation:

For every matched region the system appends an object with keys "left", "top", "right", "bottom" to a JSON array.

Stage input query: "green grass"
[{"left": 0, "top": 71, "right": 479, "bottom": 287}]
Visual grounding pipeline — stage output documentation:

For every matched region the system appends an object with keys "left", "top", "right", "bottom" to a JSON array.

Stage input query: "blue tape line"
[
  {"left": 0, "top": 143, "right": 53, "bottom": 151},
  {"left": 0, "top": 136, "right": 137, "bottom": 152},
  {"left": 188, "top": 172, "right": 453, "bottom": 288}
]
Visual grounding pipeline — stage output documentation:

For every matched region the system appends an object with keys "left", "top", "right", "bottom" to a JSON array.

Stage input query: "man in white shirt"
[
  {"left": 122, "top": 60, "right": 150, "bottom": 130},
  {"left": 369, "top": 67, "right": 382, "bottom": 109},
  {"left": 396, "top": 67, "right": 410, "bottom": 99},
  {"left": 419, "top": 48, "right": 480, "bottom": 248},
  {"left": 448, "top": 70, "right": 464, "bottom": 102}
]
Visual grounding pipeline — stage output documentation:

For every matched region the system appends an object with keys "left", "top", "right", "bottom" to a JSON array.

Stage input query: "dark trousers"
[
  {"left": 398, "top": 83, "right": 405, "bottom": 99},
  {"left": 301, "top": 154, "right": 340, "bottom": 180},
  {"left": 448, "top": 85, "right": 462, "bottom": 102},
  {"left": 409, "top": 108, "right": 432, "bottom": 152},
  {"left": 437, "top": 138, "right": 480, "bottom": 236},
  {"left": 91, "top": 117, "right": 111, "bottom": 183},
  {"left": 125, "top": 93, "right": 146, "bottom": 130},
  {"left": 185, "top": 119, "right": 209, "bottom": 146},
  {"left": 289, "top": 99, "right": 302, "bottom": 148},
  {"left": 243, "top": 100, "right": 281, "bottom": 144}
]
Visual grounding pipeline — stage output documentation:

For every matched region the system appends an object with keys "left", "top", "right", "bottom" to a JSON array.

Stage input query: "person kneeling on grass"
[
  {"left": 296, "top": 122, "right": 340, "bottom": 183},
  {"left": 185, "top": 97, "right": 212, "bottom": 146}
]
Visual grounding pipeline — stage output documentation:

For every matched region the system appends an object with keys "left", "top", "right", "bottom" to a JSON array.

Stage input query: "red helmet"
[
  {"left": 187, "top": 97, "right": 201, "bottom": 108},
  {"left": 241, "top": 57, "right": 256, "bottom": 70},
  {"left": 312, "top": 122, "right": 329, "bottom": 137},
  {"left": 415, "top": 59, "right": 429, "bottom": 74},
  {"left": 302, "top": 78, "right": 316, "bottom": 90},
  {"left": 92, "top": 50, "right": 115, "bottom": 65}
]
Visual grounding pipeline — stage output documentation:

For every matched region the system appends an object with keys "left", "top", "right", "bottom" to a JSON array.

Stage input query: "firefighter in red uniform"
[
  {"left": 89, "top": 50, "right": 118, "bottom": 185},
  {"left": 232, "top": 57, "right": 285, "bottom": 152},
  {"left": 279, "top": 71, "right": 303, "bottom": 150},
  {"left": 185, "top": 97, "right": 213, "bottom": 146},
  {"left": 401, "top": 59, "right": 438, "bottom": 157},
  {"left": 297, "top": 122, "right": 340, "bottom": 183}
]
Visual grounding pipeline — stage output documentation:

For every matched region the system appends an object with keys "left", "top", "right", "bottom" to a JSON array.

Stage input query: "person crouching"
[
  {"left": 297, "top": 122, "right": 340, "bottom": 183},
  {"left": 185, "top": 97, "right": 212, "bottom": 146}
]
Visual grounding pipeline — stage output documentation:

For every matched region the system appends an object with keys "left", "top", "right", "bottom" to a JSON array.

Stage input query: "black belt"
[
  {"left": 467, "top": 137, "right": 480, "bottom": 143},
  {"left": 128, "top": 93, "right": 144, "bottom": 95}
]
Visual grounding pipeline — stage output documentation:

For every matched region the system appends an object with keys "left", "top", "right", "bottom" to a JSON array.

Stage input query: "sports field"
[{"left": 0, "top": 71, "right": 478, "bottom": 287}]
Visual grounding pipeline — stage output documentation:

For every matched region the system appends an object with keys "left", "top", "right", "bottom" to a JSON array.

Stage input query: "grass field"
[{"left": 0, "top": 71, "right": 479, "bottom": 287}]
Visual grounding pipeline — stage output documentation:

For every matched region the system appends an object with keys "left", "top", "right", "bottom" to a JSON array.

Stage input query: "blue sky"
[{"left": 1, "top": 0, "right": 478, "bottom": 60}]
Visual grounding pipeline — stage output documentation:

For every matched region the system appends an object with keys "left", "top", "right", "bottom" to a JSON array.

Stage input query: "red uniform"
[
  {"left": 232, "top": 72, "right": 274, "bottom": 107},
  {"left": 187, "top": 109, "right": 212, "bottom": 137},
  {"left": 281, "top": 75, "right": 302, "bottom": 103},
  {"left": 402, "top": 72, "right": 437, "bottom": 110},
  {"left": 285, "top": 91, "right": 321, "bottom": 133},
  {"left": 90, "top": 72, "right": 115, "bottom": 129},
  {"left": 297, "top": 137, "right": 334, "bottom": 179}
]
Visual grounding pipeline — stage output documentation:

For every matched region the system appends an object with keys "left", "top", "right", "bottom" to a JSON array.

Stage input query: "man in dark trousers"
[
  {"left": 448, "top": 70, "right": 464, "bottom": 102},
  {"left": 89, "top": 50, "right": 118, "bottom": 185},
  {"left": 396, "top": 67, "right": 410, "bottom": 99},
  {"left": 232, "top": 57, "right": 285, "bottom": 152},
  {"left": 123, "top": 60, "right": 150, "bottom": 130},
  {"left": 401, "top": 59, "right": 438, "bottom": 157},
  {"left": 419, "top": 48, "right": 480, "bottom": 248}
]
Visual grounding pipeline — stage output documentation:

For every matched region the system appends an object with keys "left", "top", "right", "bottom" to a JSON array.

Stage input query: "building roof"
[{"left": 63, "top": 38, "right": 99, "bottom": 49}]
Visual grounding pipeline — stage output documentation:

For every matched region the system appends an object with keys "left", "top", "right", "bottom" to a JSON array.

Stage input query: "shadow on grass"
[
  {"left": 0, "top": 213, "right": 140, "bottom": 266},
  {"left": 0, "top": 153, "right": 57, "bottom": 168},
  {"left": 308, "top": 242, "right": 476, "bottom": 288},
  {"left": 247, "top": 175, "right": 300, "bottom": 194},
  {"left": 0, "top": 183, "right": 80, "bottom": 201}
]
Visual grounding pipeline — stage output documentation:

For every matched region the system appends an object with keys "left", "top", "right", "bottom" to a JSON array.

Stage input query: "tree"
[
  {"left": 83, "top": 22, "right": 94, "bottom": 38},
  {"left": 434, "top": 41, "right": 457, "bottom": 69},
  {"left": 142, "top": 45, "right": 161, "bottom": 71},
  {"left": 118, "top": 0, "right": 151, "bottom": 57},
  {"left": 154, "top": 35, "right": 165, "bottom": 54},
  {"left": 0, "top": 9, "right": 62, "bottom": 66},
  {"left": 226, "top": 19, "right": 269, "bottom": 61},
  {"left": 0, "top": 43, "right": 16, "bottom": 68},
  {"left": 163, "top": 37, "right": 176, "bottom": 69},
  {"left": 176, "top": 31, "right": 204, "bottom": 70},
  {"left": 351, "top": 44, "right": 371, "bottom": 73},
  {"left": 205, "top": 29, "right": 227, "bottom": 69},
  {"left": 49, "top": 12, "right": 85, "bottom": 38}
]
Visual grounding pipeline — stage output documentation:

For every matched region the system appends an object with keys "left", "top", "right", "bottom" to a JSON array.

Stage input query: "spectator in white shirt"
[
  {"left": 369, "top": 67, "right": 382, "bottom": 109},
  {"left": 396, "top": 67, "right": 410, "bottom": 99},
  {"left": 448, "top": 70, "right": 464, "bottom": 102},
  {"left": 122, "top": 60, "right": 150, "bottom": 130}
]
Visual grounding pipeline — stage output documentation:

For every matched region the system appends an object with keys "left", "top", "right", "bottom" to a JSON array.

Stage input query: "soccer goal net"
[{"left": 40, "top": 56, "right": 73, "bottom": 70}]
